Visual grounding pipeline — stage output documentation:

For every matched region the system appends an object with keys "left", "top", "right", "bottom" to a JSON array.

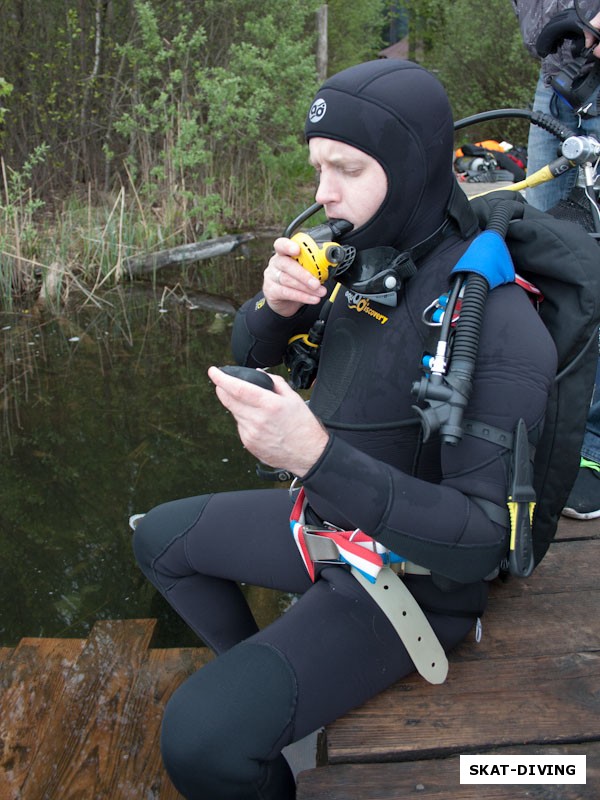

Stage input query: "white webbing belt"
[
  {"left": 351, "top": 566, "right": 448, "bottom": 684},
  {"left": 301, "top": 531, "right": 449, "bottom": 685}
]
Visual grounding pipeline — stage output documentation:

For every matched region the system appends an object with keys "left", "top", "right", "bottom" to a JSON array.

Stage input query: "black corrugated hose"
[{"left": 412, "top": 200, "right": 515, "bottom": 445}]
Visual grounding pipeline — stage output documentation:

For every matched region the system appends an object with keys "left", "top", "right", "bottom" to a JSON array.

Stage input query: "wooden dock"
[{"left": 1, "top": 517, "right": 598, "bottom": 799}]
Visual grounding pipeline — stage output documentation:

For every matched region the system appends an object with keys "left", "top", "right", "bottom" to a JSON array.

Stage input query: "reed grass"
[{"left": 0, "top": 167, "right": 309, "bottom": 314}]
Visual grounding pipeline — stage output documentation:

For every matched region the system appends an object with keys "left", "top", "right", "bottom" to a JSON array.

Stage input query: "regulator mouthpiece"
[
  {"left": 284, "top": 204, "right": 355, "bottom": 284},
  {"left": 291, "top": 227, "right": 355, "bottom": 284}
]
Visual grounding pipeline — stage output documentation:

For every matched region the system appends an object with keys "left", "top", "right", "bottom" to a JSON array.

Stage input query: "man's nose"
[{"left": 314, "top": 171, "right": 339, "bottom": 205}]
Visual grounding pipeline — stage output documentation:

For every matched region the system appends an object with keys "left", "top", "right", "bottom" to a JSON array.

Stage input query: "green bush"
[
  {"left": 110, "top": 0, "right": 321, "bottom": 236},
  {"left": 408, "top": 0, "right": 539, "bottom": 144}
]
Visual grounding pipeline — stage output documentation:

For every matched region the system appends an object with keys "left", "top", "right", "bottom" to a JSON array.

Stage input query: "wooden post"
[
  {"left": 316, "top": 4, "right": 328, "bottom": 82},
  {"left": 408, "top": 5, "right": 417, "bottom": 63}
]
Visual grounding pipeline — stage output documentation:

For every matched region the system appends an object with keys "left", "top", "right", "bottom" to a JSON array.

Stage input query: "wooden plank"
[
  {"left": 555, "top": 515, "right": 600, "bottom": 542},
  {"left": 489, "top": 538, "right": 599, "bottom": 598},
  {"left": 326, "top": 651, "right": 600, "bottom": 764},
  {"left": 18, "top": 619, "right": 156, "bottom": 800},
  {"left": 453, "top": 539, "right": 600, "bottom": 660},
  {"left": 0, "top": 637, "right": 86, "bottom": 800},
  {"left": 297, "top": 741, "right": 599, "bottom": 800},
  {"left": 103, "top": 646, "right": 213, "bottom": 799},
  {"left": 452, "top": 588, "right": 600, "bottom": 661},
  {"left": 0, "top": 645, "right": 16, "bottom": 697}
]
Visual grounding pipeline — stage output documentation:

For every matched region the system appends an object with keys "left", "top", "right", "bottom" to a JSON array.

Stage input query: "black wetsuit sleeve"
[
  {"left": 302, "top": 433, "right": 506, "bottom": 583},
  {"left": 231, "top": 292, "right": 327, "bottom": 367}
]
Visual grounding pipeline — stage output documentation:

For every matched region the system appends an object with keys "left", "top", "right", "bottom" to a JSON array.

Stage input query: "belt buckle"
[
  {"left": 304, "top": 523, "right": 350, "bottom": 580},
  {"left": 302, "top": 526, "right": 348, "bottom": 578}
]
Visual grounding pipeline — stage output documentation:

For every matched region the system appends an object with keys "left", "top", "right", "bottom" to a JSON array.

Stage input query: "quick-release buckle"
[{"left": 301, "top": 526, "right": 351, "bottom": 578}]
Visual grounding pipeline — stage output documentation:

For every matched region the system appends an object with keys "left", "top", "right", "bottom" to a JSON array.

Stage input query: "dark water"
[{"left": 0, "top": 239, "right": 292, "bottom": 647}]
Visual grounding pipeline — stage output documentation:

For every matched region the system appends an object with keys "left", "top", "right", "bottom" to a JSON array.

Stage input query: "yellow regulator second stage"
[{"left": 291, "top": 230, "right": 347, "bottom": 284}]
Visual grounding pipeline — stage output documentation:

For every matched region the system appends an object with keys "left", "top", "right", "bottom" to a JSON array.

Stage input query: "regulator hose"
[
  {"left": 412, "top": 200, "right": 514, "bottom": 445},
  {"left": 454, "top": 107, "right": 578, "bottom": 142},
  {"left": 449, "top": 200, "right": 513, "bottom": 369}
]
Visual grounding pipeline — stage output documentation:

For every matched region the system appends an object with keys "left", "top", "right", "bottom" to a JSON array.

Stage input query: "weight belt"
[{"left": 289, "top": 488, "right": 448, "bottom": 684}]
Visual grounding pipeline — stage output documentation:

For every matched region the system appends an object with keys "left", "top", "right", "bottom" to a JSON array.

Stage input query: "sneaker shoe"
[
  {"left": 562, "top": 458, "right": 600, "bottom": 520},
  {"left": 129, "top": 513, "right": 146, "bottom": 531}
]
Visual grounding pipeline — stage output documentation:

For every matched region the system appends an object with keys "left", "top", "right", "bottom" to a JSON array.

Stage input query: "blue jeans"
[
  {"left": 584, "top": 357, "right": 600, "bottom": 463},
  {"left": 527, "top": 72, "right": 600, "bottom": 463}
]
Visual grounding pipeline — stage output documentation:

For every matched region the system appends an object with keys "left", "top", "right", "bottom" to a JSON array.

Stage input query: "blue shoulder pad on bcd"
[{"left": 450, "top": 230, "right": 515, "bottom": 289}]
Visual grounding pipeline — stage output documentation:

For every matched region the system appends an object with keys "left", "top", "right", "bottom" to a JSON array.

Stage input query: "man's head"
[{"left": 305, "top": 59, "right": 456, "bottom": 252}]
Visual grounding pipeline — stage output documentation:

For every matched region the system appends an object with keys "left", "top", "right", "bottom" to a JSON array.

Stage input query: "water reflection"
[{"left": 0, "top": 240, "right": 291, "bottom": 647}]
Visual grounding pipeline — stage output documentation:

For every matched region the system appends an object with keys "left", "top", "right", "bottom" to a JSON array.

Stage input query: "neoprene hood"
[{"left": 305, "top": 60, "right": 457, "bottom": 252}]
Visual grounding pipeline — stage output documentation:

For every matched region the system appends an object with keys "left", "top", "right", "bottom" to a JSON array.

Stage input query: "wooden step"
[
  {"left": 555, "top": 514, "right": 600, "bottom": 541},
  {"left": 451, "top": 539, "right": 600, "bottom": 661},
  {"left": 0, "top": 646, "right": 15, "bottom": 668},
  {"left": 0, "top": 636, "right": 86, "bottom": 797},
  {"left": 297, "top": 741, "right": 599, "bottom": 799},
  {"left": 101, "top": 646, "right": 211, "bottom": 798},
  {"left": 16, "top": 619, "right": 158, "bottom": 799},
  {"left": 490, "top": 537, "right": 599, "bottom": 598},
  {"left": 452, "top": 589, "right": 599, "bottom": 661},
  {"left": 0, "top": 619, "right": 215, "bottom": 800}
]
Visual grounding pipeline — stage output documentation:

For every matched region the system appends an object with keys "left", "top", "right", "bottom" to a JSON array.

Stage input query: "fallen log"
[
  {"left": 123, "top": 282, "right": 237, "bottom": 314},
  {"left": 123, "top": 233, "right": 255, "bottom": 276}
]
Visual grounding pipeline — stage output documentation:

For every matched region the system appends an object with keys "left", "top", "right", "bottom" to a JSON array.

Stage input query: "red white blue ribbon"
[{"left": 289, "top": 488, "right": 404, "bottom": 583}]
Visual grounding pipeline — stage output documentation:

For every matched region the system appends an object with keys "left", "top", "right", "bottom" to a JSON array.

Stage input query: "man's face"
[{"left": 308, "top": 137, "right": 388, "bottom": 232}]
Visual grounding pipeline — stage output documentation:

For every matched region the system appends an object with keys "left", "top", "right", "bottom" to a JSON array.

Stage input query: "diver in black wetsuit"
[{"left": 132, "top": 59, "right": 556, "bottom": 800}]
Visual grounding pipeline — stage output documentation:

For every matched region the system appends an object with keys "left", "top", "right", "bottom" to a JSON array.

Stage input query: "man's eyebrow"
[{"left": 308, "top": 153, "right": 362, "bottom": 168}]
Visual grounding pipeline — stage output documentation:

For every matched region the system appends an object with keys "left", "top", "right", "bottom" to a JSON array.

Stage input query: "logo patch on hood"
[{"left": 308, "top": 98, "right": 327, "bottom": 123}]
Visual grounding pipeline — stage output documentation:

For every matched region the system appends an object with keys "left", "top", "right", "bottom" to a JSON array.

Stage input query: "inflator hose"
[
  {"left": 454, "top": 108, "right": 578, "bottom": 142},
  {"left": 447, "top": 275, "right": 488, "bottom": 369}
]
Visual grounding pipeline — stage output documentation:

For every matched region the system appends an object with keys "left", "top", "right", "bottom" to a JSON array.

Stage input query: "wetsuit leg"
[
  {"left": 161, "top": 641, "right": 299, "bottom": 800},
  {"left": 132, "top": 488, "right": 312, "bottom": 653},
  {"left": 159, "top": 563, "right": 478, "bottom": 800}
]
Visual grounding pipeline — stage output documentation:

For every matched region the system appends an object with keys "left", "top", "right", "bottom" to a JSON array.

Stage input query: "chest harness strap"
[{"left": 289, "top": 488, "right": 448, "bottom": 684}]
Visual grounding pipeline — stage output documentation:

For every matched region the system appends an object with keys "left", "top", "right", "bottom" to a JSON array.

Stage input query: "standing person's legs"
[
  {"left": 526, "top": 73, "right": 578, "bottom": 211},
  {"left": 563, "top": 357, "right": 600, "bottom": 519}
]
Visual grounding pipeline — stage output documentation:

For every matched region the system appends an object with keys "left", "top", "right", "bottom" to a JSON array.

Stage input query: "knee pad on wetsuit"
[
  {"left": 132, "top": 494, "right": 212, "bottom": 580},
  {"left": 161, "top": 641, "right": 298, "bottom": 800}
]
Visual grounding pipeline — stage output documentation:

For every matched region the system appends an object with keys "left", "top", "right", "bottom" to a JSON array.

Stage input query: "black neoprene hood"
[{"left": 305, "top": 59, "right": 456, "bottom": 252}]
